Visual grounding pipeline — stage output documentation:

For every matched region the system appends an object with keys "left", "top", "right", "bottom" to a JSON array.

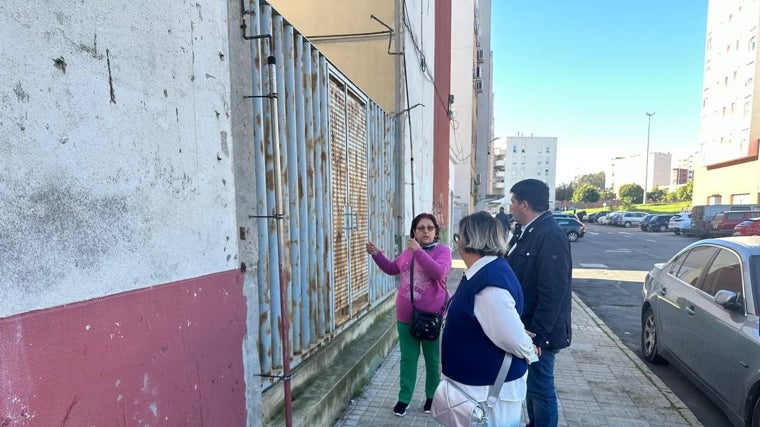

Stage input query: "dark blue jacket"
[
  {"left": 506, "top": 211, "right": 572, "bottom": 350},
  {"left": 441, "top": 257, "right": 528, "bottom": 385}
]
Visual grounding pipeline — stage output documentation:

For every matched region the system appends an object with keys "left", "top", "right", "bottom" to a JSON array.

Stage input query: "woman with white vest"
[{"left": 440, "top": 211, "right": 538, "bottom": 426}]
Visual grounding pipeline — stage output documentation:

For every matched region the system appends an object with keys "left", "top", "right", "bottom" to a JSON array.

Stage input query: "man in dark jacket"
[{"left": 505, "top": 179, "right": 572, "bottom": 427}]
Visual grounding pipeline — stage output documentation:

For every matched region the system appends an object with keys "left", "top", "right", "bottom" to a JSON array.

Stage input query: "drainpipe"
[
  {"left": 241, "top": 2, "right": 292, "bottom": 425},
  {"left": 265, "top": 53, "right": 292, "bottom": 427}
]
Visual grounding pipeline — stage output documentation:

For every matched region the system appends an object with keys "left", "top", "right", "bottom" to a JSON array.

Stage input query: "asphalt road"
[{"left": 571, "top": 222, "right": 733, "bottom": 427}]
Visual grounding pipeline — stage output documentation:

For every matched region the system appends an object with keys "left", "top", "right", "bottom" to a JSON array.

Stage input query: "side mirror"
[{"left": 714, "top": 290, "right": 743, "bottom": 312}]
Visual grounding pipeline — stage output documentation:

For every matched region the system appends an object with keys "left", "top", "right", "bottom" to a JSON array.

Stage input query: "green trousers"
[{"left": 396, "top": 321, "right": 441, "bottom": 403}]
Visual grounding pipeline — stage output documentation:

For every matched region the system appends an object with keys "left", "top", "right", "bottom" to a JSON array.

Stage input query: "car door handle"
[{"left": 685, "top": 305, "right": 696, "bottom": 315}]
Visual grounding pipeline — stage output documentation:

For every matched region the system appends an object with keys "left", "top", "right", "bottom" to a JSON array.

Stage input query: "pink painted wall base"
[{"left": 0, "top": 270, "right": 246, "bottom": 426}]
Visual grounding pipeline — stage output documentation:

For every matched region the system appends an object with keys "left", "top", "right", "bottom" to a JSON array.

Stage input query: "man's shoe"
[
  {"left": 393, "top": 401, "right": 408, "bottom": 417},
  {"left": 423, "top": 398, "right": 433, "bottom": 413}
]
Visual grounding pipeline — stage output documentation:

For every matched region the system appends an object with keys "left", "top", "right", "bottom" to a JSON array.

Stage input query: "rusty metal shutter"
[
  {"left": 329, "top": 77, "right": 349, "bottom": 325},
  {"left": 346, "top": 92, "right": 368, "bottom": 313}
]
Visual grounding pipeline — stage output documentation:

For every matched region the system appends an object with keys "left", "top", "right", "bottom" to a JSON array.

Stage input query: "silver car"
[{"left": 641, "top": 236, "right": 760, "bottom": 426}]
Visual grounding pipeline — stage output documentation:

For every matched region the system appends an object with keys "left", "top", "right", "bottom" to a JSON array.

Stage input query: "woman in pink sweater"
[{"left": 366, "top": 212, "right": 452, "bottom": 417}]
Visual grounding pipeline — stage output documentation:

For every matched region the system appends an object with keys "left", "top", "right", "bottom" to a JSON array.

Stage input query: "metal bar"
[
  {"left": 282, "top": 23, "right": 302, "bottom": 354},
  {"left": 321, "top": 57, "right": 335, "bottom": 333},
  {"left": 261, "top": 6, "right": 292, "bottom": 427},
  {"left": 303, "top": 41, "right": 316, "bottom": 342},
  {"left": 273, "top": 14, "right": 298, "bottom": 354},
  {"left": 311, "top": 46, "right": 326, "bottom": 335},
  {"left": 246, "top": 0, "right": 272, "bottom": 376},
  {"left": 293, "top": 34, "right": 311, "bottom": 345}
]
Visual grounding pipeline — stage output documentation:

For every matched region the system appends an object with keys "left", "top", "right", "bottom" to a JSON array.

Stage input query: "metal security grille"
[{"left": 329, "top": 76, "right": 369, "bottom": 326}]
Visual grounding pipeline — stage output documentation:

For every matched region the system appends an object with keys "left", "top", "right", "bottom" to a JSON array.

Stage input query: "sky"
[{"left": 490, "top": 0, "right": 709, "bottom": 184}]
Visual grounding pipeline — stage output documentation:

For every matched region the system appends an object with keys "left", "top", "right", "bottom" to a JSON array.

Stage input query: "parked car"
[
  {"left": 555, "top": 217, "right": 585, "bottom": 242},
  {"left": 641, "top": 236, "right": 760, "bottom": 427},
  {"left": 552, "top": 212, "right": 580, "bottom": 221},
  {"left": 710, "top": 210, "right": 760, "bottom": 237},
  {"left": 640, "top": 214, "right": 657, "bottom": 231},
  {"left": 613, "top": 211, "right": 648, "bottom": 228},
  {"left": 647, "top": 214, "right": 675, "bottom": 232},
  {"left": 689, "top": 204, "right": 760, "bottom": 237},
  {"left": 734, "top": 218, "right": 760, "bottom": 236},
  {"left": 587, "top": 211, "right": 609, "bottom": 223},
  {"left": 668, "top": 213, "right": 692, "bottom": 235},
  {"left": 601, "top": 211, "right": 623, "bottom": 225}
]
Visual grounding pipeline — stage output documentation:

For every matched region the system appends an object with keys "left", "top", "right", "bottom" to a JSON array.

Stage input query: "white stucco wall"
[
  {"left": 402, "top": 0, "right": 436, "bottom": 224},
  {"left": 0, "top": 0, "right": 238, "bottom": 317},
  {"left": 449, "top": 0, "right": 476, "bottom": 227}
]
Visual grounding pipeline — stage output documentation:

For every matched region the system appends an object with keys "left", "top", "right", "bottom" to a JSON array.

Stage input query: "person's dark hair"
[
  {"left": 510, "top": 178, "right": 550, "bottom": 212},
  {"left": 457, "top": 211, "right": 508, "bottom": 256},
  {"left": 410, "top": 212, "right": 440, "bottom": 242}
]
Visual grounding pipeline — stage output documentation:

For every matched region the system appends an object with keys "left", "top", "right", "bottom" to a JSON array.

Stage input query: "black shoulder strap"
[{"left": 409, "top": 254, "right": 415, "bottom": 307}]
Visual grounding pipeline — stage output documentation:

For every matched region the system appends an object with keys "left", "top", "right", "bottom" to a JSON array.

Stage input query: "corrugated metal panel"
[{"left": 247, "top": 6, "right": 398, "bottom": 381}]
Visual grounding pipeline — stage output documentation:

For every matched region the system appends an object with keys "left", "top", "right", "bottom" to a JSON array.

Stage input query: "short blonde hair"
[{"left": 457, "top": 211, "right": 508, "bottom": 256}]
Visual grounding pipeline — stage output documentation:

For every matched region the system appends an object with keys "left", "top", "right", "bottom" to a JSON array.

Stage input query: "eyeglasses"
[
  {"left": 415, "top": 225, "right": 436, "bottom": 232},
  {"left": 453, "top": 233, "right": 460, "bottom": 243}
]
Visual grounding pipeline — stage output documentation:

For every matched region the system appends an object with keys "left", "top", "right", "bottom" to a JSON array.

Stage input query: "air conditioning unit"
[
  {"left": 477, "top": 49, "right": 484, "bottom": 63},
  {"left": 474, "top": 79, "right": 483, "bottom": 92}
]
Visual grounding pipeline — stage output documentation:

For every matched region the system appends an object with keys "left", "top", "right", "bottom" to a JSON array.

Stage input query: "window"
[
  {"left": 668, "top": 251, "right": 689, "bottom": 275},
  {"left": 675, "top": 246, "right": 719, "bottom": 287},
  {"left": 700, "top": 249, "right": 742, "bottom": 297},
  {"left": 751, "top": 36, "right": 757, "bottom": 51},
  {"left": 545, "top": 147, "right": 550, "bottom": 154},
  {"left": 512, "top": 146, "right": 517, "bottom": 153}
]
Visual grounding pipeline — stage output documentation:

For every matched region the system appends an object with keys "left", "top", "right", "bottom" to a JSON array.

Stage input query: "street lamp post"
[{"left": 643, "top": 111, "right": 655, "bottom": 205}]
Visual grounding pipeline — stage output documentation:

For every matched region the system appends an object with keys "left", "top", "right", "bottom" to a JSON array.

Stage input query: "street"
[{"left": 571, "top": 222, "right": 733, "bottom": 426}]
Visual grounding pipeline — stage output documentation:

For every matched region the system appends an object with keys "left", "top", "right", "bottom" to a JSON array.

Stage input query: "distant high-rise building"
[
  {"left": 488, "top": 135, "right": 558, "bottom": 210},
  {"left": 692, "top": 1, "right": 760, "bottom": 205},
  {"left": 606, "top": 152, "right": 672, "bottom": 196}
]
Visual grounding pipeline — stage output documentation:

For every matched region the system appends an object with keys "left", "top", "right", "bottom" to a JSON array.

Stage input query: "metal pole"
[
  {"left": 267, "top": 54, "right": 292, "bottom": 427},
  {"left": 643, "top": 111, "right": 655, "bottom": 205}
]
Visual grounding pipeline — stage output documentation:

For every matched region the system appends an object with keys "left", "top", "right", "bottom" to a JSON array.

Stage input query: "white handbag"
[{"left": 430, "top": 354, "right": 513, "bottom": 426}]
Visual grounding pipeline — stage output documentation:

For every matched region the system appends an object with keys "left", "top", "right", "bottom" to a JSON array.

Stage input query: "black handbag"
[{"left": 408, "top": 255, "right": 445, "bottom": 341}]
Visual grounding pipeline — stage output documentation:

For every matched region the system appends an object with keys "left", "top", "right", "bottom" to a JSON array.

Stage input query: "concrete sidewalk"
[{"left": 333, "top": 262, "right": 702, "bottom": 427}]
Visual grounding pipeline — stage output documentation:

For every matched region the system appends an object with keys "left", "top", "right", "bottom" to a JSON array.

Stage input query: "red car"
[{"left": 733, "top": 218, "right": 760, "bottom": 236}]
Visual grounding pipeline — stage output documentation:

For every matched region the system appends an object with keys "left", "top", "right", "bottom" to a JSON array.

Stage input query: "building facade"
[
  {"left": 0, "top": 1, "right": 451, "bottom": 425},
  {"left": 488, "top": 135, "right": 558, "bottom": 210},
  {"left": 692, "top": 0, "right": 760, "bottom": 205},
  {"left": 474, "top": 0, "right": 496, "bottom": 211},
  {"left": 606, "top": 152, "right": 673, "bottom": 196}
]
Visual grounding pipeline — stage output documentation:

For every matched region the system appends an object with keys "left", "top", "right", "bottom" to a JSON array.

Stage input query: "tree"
[
  {"left": 599, "top": 188, "right": 616, "bottom": 201},
  {"left": 574, "top": 172, "right": 605, "bottom": 189},
  {"left": 647, "top": 187, "right": 667, "bottom": 203},
  {"left": 674, "top": 181, "right": 693, "bottom": 201},
  {"left": 572, "top": 184, "right": 601, "bottom": 203},
  {"left": 555, "top": 183, "right": 575, "bottom": 202},
  {"left": 619, "top": 183, "right": 644, "bottom": 204}
]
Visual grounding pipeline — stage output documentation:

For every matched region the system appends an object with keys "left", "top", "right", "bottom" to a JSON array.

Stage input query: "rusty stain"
[
  {"left": 61, "top": 394, "right": 80, "bottom": 426},
  {"left": 53, "top": 56, "right": 67, "bottom": 73}
]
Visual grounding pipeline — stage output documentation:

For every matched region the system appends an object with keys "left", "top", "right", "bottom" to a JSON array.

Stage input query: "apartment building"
[
  {"left": 488, "top": 135, "right": 558, "bottom": 210},
  {"left": 606, "top": 152, "right": 672, "bottom": 196},
  {"left": 692, "top": 1, "right": 760, "bottom": 204}
]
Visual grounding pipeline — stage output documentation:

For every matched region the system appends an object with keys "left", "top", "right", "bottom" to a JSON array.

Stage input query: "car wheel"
[
  {"left": 641, "top": 307, "right": 666, "bottom": 364},
  {"left": 674, "top": 230, "right": 681, "bottom": 235},
  {"left": 624, "top": 222, "right": 631, "bottom": 228},
  {"left": 751, "top": 395, "right": 760, "bottom": 427},
  {"left": 659, "top": 224, "right": 667, "bottom": 232},
  {"left": 567, "top": 231, "right": 579, "bottom": 242}
]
